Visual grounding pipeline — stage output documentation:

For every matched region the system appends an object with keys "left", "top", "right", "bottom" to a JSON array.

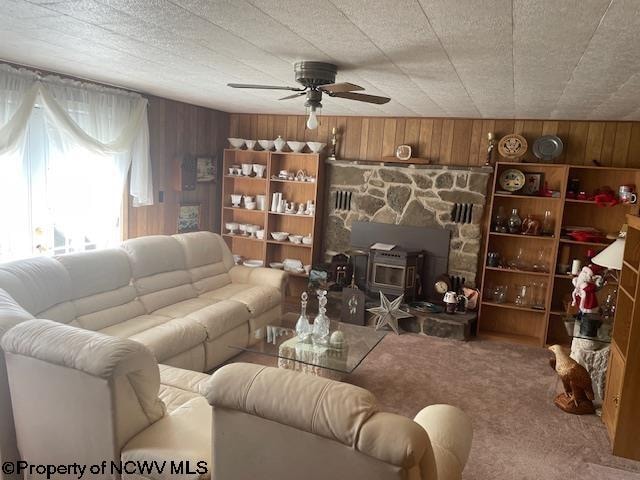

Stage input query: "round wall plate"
[
  {"left": 533, "top": 135, "right": 563, "bottom": 161},
  {"left": 499, "top": 168, "right": 526, "bottom": 192},
  {"left": 498, "top": 134, "right": 528, "bottom": 159}
]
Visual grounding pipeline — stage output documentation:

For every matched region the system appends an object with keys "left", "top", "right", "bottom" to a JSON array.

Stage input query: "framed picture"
[
  {"left": 196, "top": 156, "right": 216, "bottom": 182},
  {"left": 177, "top": 203, "right": 201, "bottom": 233},
  {"left": 521, "top": 172, "right": 544, "bottom": 196}
]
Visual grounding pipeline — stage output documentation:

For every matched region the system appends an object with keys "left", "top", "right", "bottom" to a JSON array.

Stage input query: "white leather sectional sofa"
[
  {"left": 0, "top": 231, "right": 286, "bottom": 479},
  {"left": 2, "top": 319, "right": 473, "bottom": 480}
]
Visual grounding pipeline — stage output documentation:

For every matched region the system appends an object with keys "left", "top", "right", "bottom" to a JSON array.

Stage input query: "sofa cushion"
[
  {"left": 99, "top": 314, "right": 172, "bottom": 338},
  {"left": 183, "top": 300, "right": 250, "bottom": 340},
  {"left": 126, "top": 318, "right": 207, "bottom": 363},
  {"left": 153, "top": 298, "right": 216, "bottom": 318},
  {"left": 200, "top": 283, "right": 281, "bottom": 316},
  {"left": 173, "top": 232, "right": 234, "bottom": 294},
  {"left": 56, "top": 249, "right": 132, "bottom": 300},
  {"left": 55, "top": 249, "right": 146, "bottom": 330},
  {"left": 0, "top": 256, "right": 75, "bottom": 321},
  {"left": 121, "top": 236, "right": 198, "bottom": 312},
  {"left": 122, "top": 395, "right": 211, "bottom": 480}
]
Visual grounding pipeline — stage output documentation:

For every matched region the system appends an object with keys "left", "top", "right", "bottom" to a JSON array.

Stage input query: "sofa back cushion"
[
  {"left": 56, "top": 249, "right": 145, "bottom": 331},
  {"left": 0, "top": 256, "right": 76, "bottom": 323},
  {"left": 2, "top": 320, "right": 166, "bottom": 465},
  {"left": 121, "top": 236, "right": 197, "bottom": 312},
  {"left": 173, "top": 232, "right": 234, "bottom": 294}
]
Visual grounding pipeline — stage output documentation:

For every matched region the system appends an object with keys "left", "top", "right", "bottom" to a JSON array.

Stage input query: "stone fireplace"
[{"left": 324, "top": 161, "right": 492, "bottom": 287}]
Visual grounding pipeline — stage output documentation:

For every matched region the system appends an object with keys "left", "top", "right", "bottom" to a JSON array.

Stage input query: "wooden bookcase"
[
  {"left": 478, "top": 162, "right": 640, "bottom": 347},
  {"left": 601, "top": 214, "right": 640, "bottom": 460},
  {"left": 221, "top": 149, "right": 324, "bottom": 302}
]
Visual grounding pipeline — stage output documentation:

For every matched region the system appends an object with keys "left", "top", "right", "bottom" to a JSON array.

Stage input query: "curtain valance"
[{"left": 0, "top": 64, "right": 153, "bottom": 206}]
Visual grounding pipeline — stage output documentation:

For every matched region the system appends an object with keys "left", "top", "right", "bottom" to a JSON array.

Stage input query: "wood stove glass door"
[{"left": 372, "top": 263, "right": 406, "bottom": 289}]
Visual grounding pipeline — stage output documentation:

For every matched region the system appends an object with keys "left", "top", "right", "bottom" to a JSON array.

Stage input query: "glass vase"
[
  {"left": 295, "top": 292, "right": 311, "bottom": 343},
  {"left": 508, "top": 208, "right": 522, "bottom": 234},
  {"left": 312, "top": 290, "right": 330, "bottom": 346}
]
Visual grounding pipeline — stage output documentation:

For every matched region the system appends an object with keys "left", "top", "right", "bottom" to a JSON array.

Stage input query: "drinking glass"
[
  {"left": 514, "top": 284, "right": 529, "bottom": 306},
  {"left": 531, "top": 282, "right": 546, "bottom": 310},
  {"left": 493, "top": 285, "right": 508, "bottom": 304}
]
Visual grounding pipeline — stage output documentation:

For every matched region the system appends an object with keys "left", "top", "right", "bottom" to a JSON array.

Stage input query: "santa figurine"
[{"left": 571, "top": 266, "right": 603, "bottom": 316}]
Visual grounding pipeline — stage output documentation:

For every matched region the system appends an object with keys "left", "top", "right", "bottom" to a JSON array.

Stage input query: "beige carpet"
[{"left": 233, "top": 332, "right": 640, "bottom": 480}]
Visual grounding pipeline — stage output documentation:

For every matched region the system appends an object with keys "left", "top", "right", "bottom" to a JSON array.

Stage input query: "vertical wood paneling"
[
  {"left": 382, "top": 118, "right": 397, "bottom": 158},
  {"left": 585, "top": 122, "right": 605, "bottom": 166},
  {"left": 227, "top": 113, "right": 640, "bottom": 169},
  {"left": 628, "top": 124, "right": 640, "bottom": 167},
  {"left": 127, "top": 96, "right": 229, "bottom": 238},
  {"left": 451, "top": 119, "right": 473, "bottom": 166},
  {"left": 565, "top": 121, "right": 589, "bottom": 164}
]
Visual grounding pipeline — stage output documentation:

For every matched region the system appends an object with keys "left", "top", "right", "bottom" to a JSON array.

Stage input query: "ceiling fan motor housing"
[{"left": 294, "top": 61, "right": 337, "bottom": 88}]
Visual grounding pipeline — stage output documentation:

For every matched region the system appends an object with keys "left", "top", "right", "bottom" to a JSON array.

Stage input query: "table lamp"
[{"left": 592, "top": 225, "right": 626, "bottom": 281}]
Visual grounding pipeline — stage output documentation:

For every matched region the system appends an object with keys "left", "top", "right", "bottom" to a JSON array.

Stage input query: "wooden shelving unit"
[
  {"left": 221, "top": 148, "right": 324, "bottom": 302},
  {"left": 478, "top": 162, "right": 640, "bottom": 347},
  {"left": 601, "top": 214, "right": 640, "bottom": 460}
]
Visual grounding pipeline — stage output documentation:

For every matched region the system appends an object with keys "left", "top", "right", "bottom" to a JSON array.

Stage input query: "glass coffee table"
[{"left": 229, "top": 313, "right": 386, "bottom": 380}]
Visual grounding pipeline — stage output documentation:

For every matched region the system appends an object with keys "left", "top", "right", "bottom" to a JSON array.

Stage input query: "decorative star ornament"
[{"left": 367, "top": 292, "right": 413, "bottom": 335}]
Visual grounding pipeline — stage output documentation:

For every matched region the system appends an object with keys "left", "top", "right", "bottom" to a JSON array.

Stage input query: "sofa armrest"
[
  {"left": 229, "top": 265, "right": 288, "bottom": 292},
  {"left": 158, "top": 364, "right": 211, "bottom": 395},
  {"left": 413, "top": 405, "right": 473, "bottom": 480}
]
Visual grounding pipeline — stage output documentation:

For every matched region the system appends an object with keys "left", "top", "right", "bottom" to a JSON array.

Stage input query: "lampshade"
[{"left": 592, "top": 238, "right": 625, "bottom": 270}]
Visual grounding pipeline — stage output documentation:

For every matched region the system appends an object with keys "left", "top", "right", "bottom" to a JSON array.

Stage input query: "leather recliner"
[{"left": 204, "top": 363, "right": 473, "bottom": 480}]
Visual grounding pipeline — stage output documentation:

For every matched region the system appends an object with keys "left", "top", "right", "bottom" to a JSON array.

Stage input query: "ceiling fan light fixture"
[{"left": 306, "top": 105, "right": 321, "bottom": 130}]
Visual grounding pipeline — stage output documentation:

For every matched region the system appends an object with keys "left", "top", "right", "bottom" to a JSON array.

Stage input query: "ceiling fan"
[{"left": 228, "top": 61, "right": 390, "bottom": 129}]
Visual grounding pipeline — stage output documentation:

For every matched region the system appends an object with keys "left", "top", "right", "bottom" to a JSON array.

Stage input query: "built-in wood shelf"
[
  {"left": 479, "top": 162, "right": 640, "bottom": 349},
  {"left": 268, "top": 211, "right": 315, "bottom": 218},
  {"left": 493, "top": 192, "right": 560, "bottom": 201},
  {"left": 479, "top": 331, "right": 540, "bottom": 346},
  {"left": 489, "top": 231, "right": 555, "bottom": 241},
  {"left": 270, "top": 178, "right": 317, "bottom": 185},
  {"left": 266, "top": 240, "right": 312, "bottom": 249},
  {"left": 559, "top": 238, "right": 612, "bottom": 247},
  {"left": 484, "top": 266, "right": 551, "bottom": 276},
  {"left": 481, "top": 300, "right": 547, "bottom": 313},
  {"left": 223, "top": 175, "right": 266, "bottom": 181}
]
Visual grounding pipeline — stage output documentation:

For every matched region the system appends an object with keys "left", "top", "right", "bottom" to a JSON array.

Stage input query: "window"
[
  {"left": 0, "top": 106, "right": 123, "bottom": 262},
  {"left": 0, "top": 65, "right": 152, "bottom": 263}
]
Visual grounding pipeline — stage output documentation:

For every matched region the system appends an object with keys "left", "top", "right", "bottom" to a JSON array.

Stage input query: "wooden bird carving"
[{"left": 548, "top": 344, "right": 595, "bottom": 415}]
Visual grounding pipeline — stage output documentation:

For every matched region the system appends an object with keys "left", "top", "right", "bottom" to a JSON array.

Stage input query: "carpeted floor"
[{"left": 233, "top": 333, "right": 640, "bottom": 480}]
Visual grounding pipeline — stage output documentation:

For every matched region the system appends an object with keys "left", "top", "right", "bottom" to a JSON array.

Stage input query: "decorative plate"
[
  {"left": 498, "top": 134, "right": 528, "bottom": 159},
  {"left": 498, "top": 168, "right": 526, "bottom": 192},
  {"left": 532, "top": 135, "right": 563, "bottom": 161},
  {"left": 243, "top": 259, "right": 264, "bottom": 268}
]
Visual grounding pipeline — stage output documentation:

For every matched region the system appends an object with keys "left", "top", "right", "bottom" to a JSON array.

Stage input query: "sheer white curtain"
[
  {"left": 0, "top": 64, "right": 153, "bottom": 261},
  {"left": 0, "top": 66, "right": 38, "bottom": 260}
]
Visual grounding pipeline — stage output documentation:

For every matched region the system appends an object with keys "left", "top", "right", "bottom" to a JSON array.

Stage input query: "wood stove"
[{"left": 367, "top": 248, "right": 424, "bottom": 301}]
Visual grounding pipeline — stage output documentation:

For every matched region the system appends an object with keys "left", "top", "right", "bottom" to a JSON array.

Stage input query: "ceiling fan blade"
[
  {"left": 227, "top": 83, "right": 304, "bottom": 92},
  {"left": 320, "top": 82, "right": 364, "bottom": 93},
  {"left": 279, "top": 92, "right": 307, "bottom": 100},
  {"left": 331, "top": 91, "right": 391, "bottom": 104}
]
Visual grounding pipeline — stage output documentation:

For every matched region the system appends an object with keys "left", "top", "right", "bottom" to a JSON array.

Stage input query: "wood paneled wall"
[
  {"left": 229, "top": 114, "right": 640, "bottom": 168},
  {"left": 126, "top": 97, "right": 229, "bottom": 238}
]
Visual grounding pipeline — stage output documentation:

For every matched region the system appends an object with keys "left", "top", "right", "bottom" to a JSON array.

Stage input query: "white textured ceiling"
[{"left": 1, "top": 0, "right": 639, "bottom": 119}]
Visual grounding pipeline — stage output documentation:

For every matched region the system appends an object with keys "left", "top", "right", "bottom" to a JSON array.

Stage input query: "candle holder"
[
  {"left": 328, "top": 127, "right": 338, "bottom": 161},
  {"left": 485, "top": 132, "right": 495, "bottom": 167}
]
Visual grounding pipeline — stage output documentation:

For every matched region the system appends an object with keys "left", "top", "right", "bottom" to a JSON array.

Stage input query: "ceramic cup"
[
  {"left": 253, "top": 164, "right": 266, "bottom": 178},
  {"left": 241, "top": 163, "right": 253, "bottom": 176},
  {"left": 256, "top": 195, "right": 266, "bottom": 211},
  {"left": 619, "top": 185, "right": 638, "bottom": 204},
  {"left": 230, "top": 194, "right": 242, "bottom": 207}
]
